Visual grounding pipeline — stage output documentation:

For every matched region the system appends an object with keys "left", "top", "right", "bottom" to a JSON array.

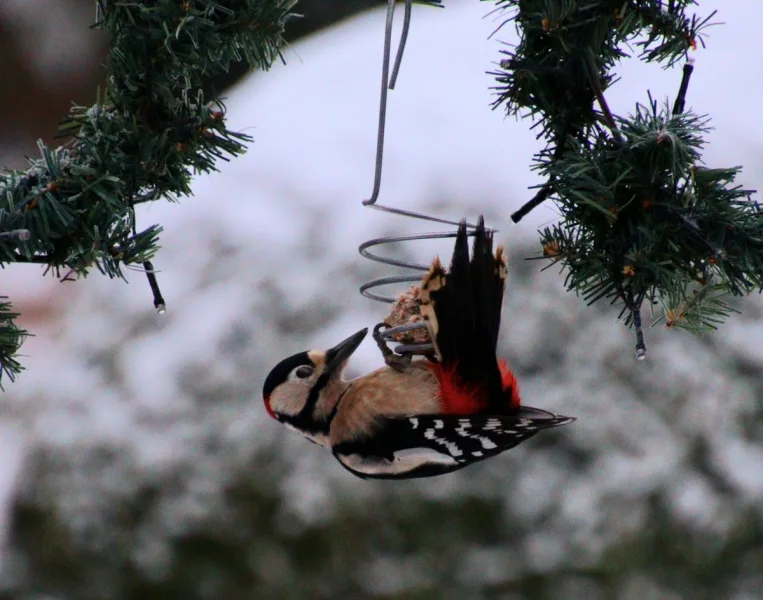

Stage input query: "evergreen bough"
[
  {"left": 0, "top": 0, "right": 296, "bottom": 386},
  {"left": 490, "top": 0, "right": 757, "bottom": 357},
  {"left": 1, "top": 1, "right": 757, "bottom": 382}
]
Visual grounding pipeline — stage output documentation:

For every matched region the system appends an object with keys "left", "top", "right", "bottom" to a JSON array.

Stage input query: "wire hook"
[
  {"left": 358, "top": 0, "right": 488, "bottom": 357},
  {"left": 364, "top": 0, "right": 412, "bottom": 207},
  {"left": 362, "top": 0, "right": 464, "bottom": 226}
]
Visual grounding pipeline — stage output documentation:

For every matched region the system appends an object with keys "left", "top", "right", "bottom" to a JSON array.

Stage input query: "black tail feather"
[
  {"left": 471, "top": 216, "right": 499, "bottom": 356},
  {"left": 446, "top": 219, "right": 475, "bottom": 366},
  {"left": 426, "top": 216, "right": 507, "bottom": 410},
  {"left": 492, "top": 248, "right": 506, "bottom": 350}
]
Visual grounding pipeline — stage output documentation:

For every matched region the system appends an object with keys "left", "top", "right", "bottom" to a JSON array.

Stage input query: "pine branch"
[
  {"left": 0, "top": 298, "right": 27, "bottom": 389},
  {"left": 0, "top": 0, "right": 297, "bottom": 386},
  {"left": 490, "top": 1, "right": 757, "bottom": 356}
]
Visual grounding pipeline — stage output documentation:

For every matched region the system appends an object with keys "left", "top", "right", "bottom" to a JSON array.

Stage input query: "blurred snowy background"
[{"left": 1, "top": 1, "right": 761, "bottom": 598}]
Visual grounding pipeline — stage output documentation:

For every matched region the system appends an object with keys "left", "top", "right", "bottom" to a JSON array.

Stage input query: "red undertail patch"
[
  {"left": 430, "top": 360, "right": 521, "bottom": 414},
  {"left": 430, "top": 363, "right": 488, "bottom": 415},
  {"left": 498, "top": 359, "right": 521, "bottom": 408}
]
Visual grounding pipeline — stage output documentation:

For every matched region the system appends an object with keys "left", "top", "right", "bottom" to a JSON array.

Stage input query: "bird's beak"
[{"left": 325, "top": 328, "right": 368, "bottom": 374}]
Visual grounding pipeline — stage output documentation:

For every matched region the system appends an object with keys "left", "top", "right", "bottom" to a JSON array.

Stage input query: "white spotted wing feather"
[{"left": 333, "top": 409, "right": 575, "bottom": 479}]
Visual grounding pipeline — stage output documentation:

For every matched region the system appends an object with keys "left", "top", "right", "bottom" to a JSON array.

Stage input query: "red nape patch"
[
  {"left": 498, "top": 359, "right": 521, "bottom": 408},
  {"left": 263, "top": 395, "right": 276, "bottom": 419},
  {"left": 430, "top": 363, "right": 488, "bottom": 415}
]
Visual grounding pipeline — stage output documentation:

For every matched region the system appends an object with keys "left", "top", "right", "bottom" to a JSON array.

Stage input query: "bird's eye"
[{"left": 294, "top": 365, "right": 314, "bottom": 379}]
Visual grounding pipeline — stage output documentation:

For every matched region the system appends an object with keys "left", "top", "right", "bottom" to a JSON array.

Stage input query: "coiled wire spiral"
[{"left": 359, "top": 0, "right": 488, "bottom": 357}]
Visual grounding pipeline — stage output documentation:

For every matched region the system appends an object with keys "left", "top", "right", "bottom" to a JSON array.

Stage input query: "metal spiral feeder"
[{"left": 358, "top": 0, "right": 488, "bottom": 358}]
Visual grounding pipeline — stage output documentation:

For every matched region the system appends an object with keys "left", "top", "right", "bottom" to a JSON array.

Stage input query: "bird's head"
[{"left": 262, "top": 328, "right": 368, "bottom": 443}]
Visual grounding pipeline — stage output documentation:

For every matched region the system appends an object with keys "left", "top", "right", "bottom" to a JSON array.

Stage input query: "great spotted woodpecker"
[{"left": 262, "top": 217, "right": 574, "bottom": 478}]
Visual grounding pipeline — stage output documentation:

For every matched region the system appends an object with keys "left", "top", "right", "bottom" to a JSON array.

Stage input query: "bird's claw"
[{"left": 373, "top": 323, "right": 412, "bottom": 372}]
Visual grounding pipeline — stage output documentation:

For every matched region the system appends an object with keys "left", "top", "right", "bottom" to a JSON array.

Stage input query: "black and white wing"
[{"left": 331, "top": 408, "right": 575, "bottom": 479}]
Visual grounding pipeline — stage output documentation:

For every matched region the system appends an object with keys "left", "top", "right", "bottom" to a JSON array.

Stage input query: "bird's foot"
[{"left": 373, "top": 323, "right": 412, "bottom": 372}]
